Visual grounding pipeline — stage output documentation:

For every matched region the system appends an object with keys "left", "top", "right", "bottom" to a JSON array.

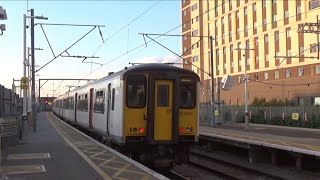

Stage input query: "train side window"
[
  {"left": 126, "top": 75, "right": 146, "bottom": 108},
  {"left": 111, "top": 88, "right": 115, "bottom": 111},
  {"left": 70, "top": 97, "right": 74, "bottom": 110},
  {"left": 94, "top": 90, "right": 105, "bottom": 113},
  {"left": 157, "top": 85, "right": 169, "bottom": 107},
  {"left": 179, "top": 80, "right": 196, "bottom": 108},
  {"left": 77, "top": 94, "right": 88, "bottom": 111}
]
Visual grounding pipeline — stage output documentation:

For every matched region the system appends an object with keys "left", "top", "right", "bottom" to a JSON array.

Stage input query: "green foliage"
[{"left": 250, "top": 97, "right": 293, "bottom": 106}]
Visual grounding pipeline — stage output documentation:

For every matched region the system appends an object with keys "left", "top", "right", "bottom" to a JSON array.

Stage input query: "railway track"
[{"left": 188, "top": 148, "right": 283, "bottom": 180}]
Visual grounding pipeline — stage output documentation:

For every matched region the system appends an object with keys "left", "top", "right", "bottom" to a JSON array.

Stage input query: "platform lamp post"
[
  {"left": 234, "top": 47, "right": 255, "bottom": 128},
  {"left": 23, "top": 9, "right": 48, "bottom": 134},
  {"left": 27, "top": 47, "right": 43, "bottom": 114}
]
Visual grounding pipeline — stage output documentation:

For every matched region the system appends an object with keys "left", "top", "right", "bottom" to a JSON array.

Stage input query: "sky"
[{"left": 0, "top": 0, "right": 182, "bottom": 97}]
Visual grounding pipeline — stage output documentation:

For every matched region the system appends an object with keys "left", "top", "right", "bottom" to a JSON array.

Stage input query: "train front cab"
[{"left": 123, "top": 67, "right": 199, "bottom": 166}]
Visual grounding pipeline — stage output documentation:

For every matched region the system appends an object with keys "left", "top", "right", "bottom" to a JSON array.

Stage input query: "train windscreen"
[
  {"left": 179, "top": 79, "right": 196, "bottom": 109},
  {"left": 126, "top": 75, "right": 146, "bottom": 108}
]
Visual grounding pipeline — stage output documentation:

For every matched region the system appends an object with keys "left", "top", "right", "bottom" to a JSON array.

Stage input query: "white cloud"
[{"left": 131, "top": 55, "right": 182, "bottom": 68}]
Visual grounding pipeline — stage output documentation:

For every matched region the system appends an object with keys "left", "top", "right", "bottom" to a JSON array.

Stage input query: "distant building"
[{"left": 181, "top": 0, "right": 320, "bottom": 106}]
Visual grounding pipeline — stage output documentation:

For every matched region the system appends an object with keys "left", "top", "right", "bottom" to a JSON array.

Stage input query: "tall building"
[{"left": 181, "top": 0, "right": 320, "bottom": 106}]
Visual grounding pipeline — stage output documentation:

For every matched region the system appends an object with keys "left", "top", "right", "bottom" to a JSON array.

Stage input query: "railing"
[
  {"left": 0, "top": 84, "right": 22, "bottom": 164},
  {"left": 200, "top": 104, "right": 320, "bottom": 129}
]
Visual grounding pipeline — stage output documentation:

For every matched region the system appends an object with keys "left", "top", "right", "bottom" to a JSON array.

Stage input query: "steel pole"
[
  {"left": 244, "top": 54, "right": 249, "bottom": 128},
  {"left": 22, "top": 14, "right": 28, "bottom": 136},
  {"left": 27, "top": 47, "right": 31, "bottom": 113},
  {"left": 30, "top": 9, "right": 36, "bottom": 132},
  {"left": 209, "top": 36, "right": 215, "bottom": 127}
]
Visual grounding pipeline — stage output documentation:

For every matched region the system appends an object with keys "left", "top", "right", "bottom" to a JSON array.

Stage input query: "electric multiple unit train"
[{"left": 52, "top": 63, "right": 200, "bottom": 167}]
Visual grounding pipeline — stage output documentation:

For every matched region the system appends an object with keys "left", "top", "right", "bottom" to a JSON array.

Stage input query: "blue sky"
[{"left": 0, "top": 0, "right": 182, "bottom": 96}]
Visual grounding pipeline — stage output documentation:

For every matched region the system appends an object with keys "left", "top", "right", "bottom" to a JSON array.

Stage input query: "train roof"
[{"left": 57, "top": 63, "right": 200, "bottom": 98}]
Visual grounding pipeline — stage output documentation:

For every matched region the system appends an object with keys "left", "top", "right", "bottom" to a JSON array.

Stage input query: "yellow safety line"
[
  {"left": 46, "top": 113, "right": 113, "bottom": 180},
  {"left": 203, "top": 128, "right": 320, "bottom": 152}
]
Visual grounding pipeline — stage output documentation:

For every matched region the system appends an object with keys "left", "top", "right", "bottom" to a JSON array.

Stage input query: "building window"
[
  {"left": 254, "top": 74, "right": 258, "bottom": 80},
  {"left": 285, "top": 69, "right": 291, "bottom": 78},
  {"left": 262, "top": 0, "right": 266, "bottom": 8},
  {"left": 184, "top": 59, "right": 189, "bottom": 64},
  {"left": 273, "top": 15, "right": 277, "bottom": 22},
  {"left": 229, "top": 14, "right": 232, "bottom": 22},
  {"left": 231, "top": 62, "right": 234, "bottom": 68},
  {"left": 244, "top": 25, "right": 248, "bottom": 32},
  {"left": 264, "top": 35, "right": 268, "bottom": 43},
  {"left": 196, "top": 16, "right": 199, "bottom": 22},
  {"left": 192, "top": 29, "right": 198, "bottom": 36},
  {"left": 253, "top": 22, "right": 257, "bottom": 29},
  {"left": 255, "top": 56, "right": 259, "bottom": 64},
  {"left": 222, "top": 17, "right": 224, "bottom": 25},
  {"left": 300, "top": 47, "right": 304, "bottom": 55},
  {"left": 192, "top": 55, "right": 199, "bottom": 62},
  {"left": 183, "top": 10, "right": 186, "bottom": 16},
  {"left": 223, "top": 47, "right": 226, "bottom": 54},
  {"left": 309, "top": 0, "right": 320, "bottom": 10},
  {"left": 316, "top": 65, "right": 320, "bottom": 74},
  {"left": 238, "top": 76, "right": 242, "bottom": 83},
  {"left": 298, "top": 67, "right": 304, "bottom": 76},
  {"left": 310, "top": 43, "right": 319, "bottom": 53},
  {"left": 264, "top": 72, "right": 269, "bottom": 80},
  {"left": 287, "top": 50, "right": 292, "bottom": 56},
  {"left": 183, "top": 23, "right": 186, "bottom": 29},
  {"left": 286, "top": 28, "right": 291, "bottom": 38},
  {"left": 244, "top": 7, "right": 247, "bottom": 15},
  {"left": 284, "top": 11, "right": 289, "bottom": 18},
  {"left": 275, "top": 70, "right": 279, "bottom": 79},
  {"left": 183, "top": 0, "right": 186, "bottom": 4},
  {"left": 265, "top": 54, "right": 269, "bottom": 62},
  {"left": 229, "top": 31, "right": 232, "bottom": 38},
  {"left": 263, "top": 19, "right": 267, "bottom": 25},
  {"left": 253, "top": 4, "right": 256, "bottom": 12},
  {"left": 297, "top": 6, "right": 301, "bottom": 15},
  {"left": 191, "top": 3, "right": 198, "bottom": 11},
  {"left": 273, "top": 0, "right": 277, "bottom": 4},
  {"left": 255, "top": 37, "right": 259, "bottom": 45},
  {"left": 275, "top": 31, "right": 279, "bottom": 41},
  {"left": 184, "top": 47, "right": 187, "bottom": 52},
  {"left": 236, "top": 11, "right": 239, "bottom": 18}
]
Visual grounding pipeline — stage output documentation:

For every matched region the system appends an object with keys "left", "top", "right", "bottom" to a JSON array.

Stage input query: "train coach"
[{"left": 52, "top": 63, "right": 200, "bottom": 167}]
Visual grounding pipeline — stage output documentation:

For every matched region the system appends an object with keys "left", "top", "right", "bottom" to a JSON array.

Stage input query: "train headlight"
[
  {"left": 186, "top": 127, "right": 190, "bottom": 133},
  {"left": 133, "top": 128, "right": 137, "bottom": 132},
  {"left": 179, "top": 127, "right": 185, "bottom": 133},
  {"left": 139, "top": 128, "right": 144, "bottom": 133}
]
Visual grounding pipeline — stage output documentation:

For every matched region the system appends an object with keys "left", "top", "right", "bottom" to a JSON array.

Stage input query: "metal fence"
[
  {"left": 200, "top": 104, "right": 320, "bottom": 129},
  {"left": 0, "top": 85, "right": 23, "bottom": 164}
]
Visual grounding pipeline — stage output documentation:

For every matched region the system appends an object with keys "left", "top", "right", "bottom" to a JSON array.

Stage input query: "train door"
[
  {"left": 106, "top": 83, "right": 111, "bottom": 136},
  {"left": 74, "top": 93, "right": 77, "bottom": 123},
  {"left": 89, "top": 88, "right": 94, "bottom": 129},
  {"left": 154, "top": 80, "right": 173, "bottom": 141}
]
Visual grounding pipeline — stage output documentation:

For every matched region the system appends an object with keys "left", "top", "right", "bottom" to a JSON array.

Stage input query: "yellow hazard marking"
[{"left": 202, "top": 128, "right": 320, "bottom": 152}]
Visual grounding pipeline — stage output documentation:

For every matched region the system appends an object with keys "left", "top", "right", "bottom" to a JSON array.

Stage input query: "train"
[{"left": 52, "top": 63, "right": 200, "bottom": 168}]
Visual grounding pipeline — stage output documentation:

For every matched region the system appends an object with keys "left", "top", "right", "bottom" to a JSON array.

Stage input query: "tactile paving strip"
[{"left": 47, "top": 113, "right": 164, "bottom": 180}]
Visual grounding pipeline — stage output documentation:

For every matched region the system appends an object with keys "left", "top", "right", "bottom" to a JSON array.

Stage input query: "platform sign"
[
  {"left": 20, "top": 77, "right": 29, "bottom": 89},
  {"left": 292, "top": 113, "right": 299, "bottom": 120},
  {"left": 214, "top": 110, "right": 219, "bottom": 116}
]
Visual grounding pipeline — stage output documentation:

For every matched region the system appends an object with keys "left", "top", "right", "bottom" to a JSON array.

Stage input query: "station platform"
[
  {"left": 199, "top": 124, "right": 320, "bottom": 157},
  {"left": 0, "top": 112, "right": 167, "bottom": 180}
]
